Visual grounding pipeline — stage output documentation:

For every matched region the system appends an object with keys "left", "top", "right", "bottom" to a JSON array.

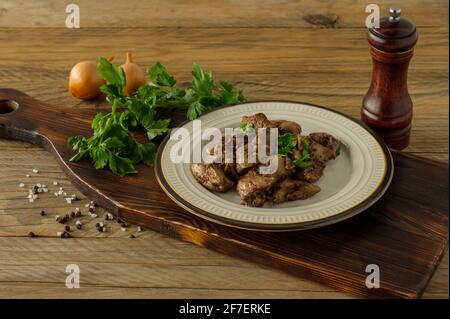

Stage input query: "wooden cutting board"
[{"left": 0, "top": 88, "right": 448, "bottom": 298}]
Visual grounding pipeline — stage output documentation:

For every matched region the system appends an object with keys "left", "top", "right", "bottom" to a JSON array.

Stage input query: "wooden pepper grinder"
[{"left": 362, "top": 8, "right": 418, "bottom": 150}]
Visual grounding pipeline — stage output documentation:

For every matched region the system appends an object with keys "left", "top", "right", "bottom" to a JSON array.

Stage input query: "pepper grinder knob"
[
  {"left": 389, "top": 8, "right": 401, "bottom": 22},
  {"left": 362, "top": 8, "right": 418, "bottom": 150}
]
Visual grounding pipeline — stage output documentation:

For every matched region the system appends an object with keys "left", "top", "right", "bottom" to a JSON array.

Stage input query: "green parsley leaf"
[
  {"left": 240, "top": 122, "right": 254, "bottom": 132},
  {"left": 146, "top": 119, "right": 171, "bottom": 140},
  {"left": 191, "top": 63, "right": 215, "bottom": 97},
  {"left": 147, "top": 62, "right": 176, "bottom": 87},
  {"left": 278, "top": 133, "right": 298, "bottom": 156},
  {"left": 108, "top": 153, "right": 137, "bottom": 177},
  {"left": 187, "top": 100, "right": 205, "bottom": 121},
  {"left": 292, "top": 159, "right": 314, "bottom": 169},
  {"left": 97, "top": 57, "right": 126, "bottom": 88},
  {"left": 90, "top": 145, "right": 109, "bottom": 170},
  {"left": 292, "top": 138, "right": 314, "bottom": 169}
]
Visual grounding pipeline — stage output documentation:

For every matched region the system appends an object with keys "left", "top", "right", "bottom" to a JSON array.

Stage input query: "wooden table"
[{"left": 0, "top": 0, "right": 448, "bottom": 298}]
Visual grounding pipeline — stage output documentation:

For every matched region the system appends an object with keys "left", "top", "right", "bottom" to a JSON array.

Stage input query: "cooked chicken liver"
[
  {"left": 241, "top": 113, "right": 277, "bottom": 129},
  {"left": 236, "top": 170, "right": 279, "bottom": 206},
  {"left": 273, "top": 178, "right": 321, "bottom": 204},
  {"left": 190, "top": 113, "right": 341, "bottom": 207},
  {"left": 191, "top": 163, "right": 234, "bottom": 192},
  {"left": 309, "top": 132, "right": 341, "bottom": 159},
  {"left": 294, "top": 162, "right": 325, "bottom": 183},
  {"left": 272, "top": 120, "right": 303, "bottom": 150}
]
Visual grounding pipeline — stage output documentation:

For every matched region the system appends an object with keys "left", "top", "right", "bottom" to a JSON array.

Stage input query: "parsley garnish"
[
  {"left": 68, "top": 58, "right": 245, "bottom": 176},
  {"left": 293, "top": 138, "right": 314, "bottom": 169},
  {"left": 278, "top": 133, "right": 298, "bottom": 156},
  {"left": 240, "top": 122, "right": 254, "bottom": 132},
  {"left": 277, "top": 133, "right": 314, "bottom": 169}
]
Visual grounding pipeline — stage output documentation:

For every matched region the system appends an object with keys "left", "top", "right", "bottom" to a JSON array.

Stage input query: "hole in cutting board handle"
[{"left": 0, "top": 100, "right": 19, "bottom": 114}]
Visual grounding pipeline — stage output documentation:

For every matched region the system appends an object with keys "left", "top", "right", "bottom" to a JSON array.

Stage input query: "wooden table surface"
[{"left": 0, "top": 0, "right": 448, "bottom": 298}]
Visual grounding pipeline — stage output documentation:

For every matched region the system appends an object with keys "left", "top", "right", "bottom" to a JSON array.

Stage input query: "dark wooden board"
[{"left": 0, "top": 88, "right": 448, "bottom": 298}]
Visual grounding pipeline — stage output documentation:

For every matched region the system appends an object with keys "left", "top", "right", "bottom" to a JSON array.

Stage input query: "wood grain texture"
[
  {"left": 0, "top": 27, "right": 448, "bottom": 154},
  {"left": 0, "top": 0, "right": 448, "bottom": 28},
  {"left": 1, "top": 236, "right": 445, "bottom": 299},
  {"left": 0, "top": 0, "right": 448, "bottom": 299},
  {"left": 0, "top": 89, "right": 448, "bottom": 298}
]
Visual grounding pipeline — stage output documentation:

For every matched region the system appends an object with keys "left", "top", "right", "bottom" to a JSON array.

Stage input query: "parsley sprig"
[
  {"left": 292, "top": 138, "right": 314, "bottom": 169},
  {"left": 68, "top": 58, "right": 245, "bottom": 176},
  {"left": 277, "top": 133, "right": 298, "bottom": 156},
  {"left": 277, "top": 133, "right": 314, "bottom": 169},
  {"left": 239, "top": 122, "right": 254, "bottom": 132}
]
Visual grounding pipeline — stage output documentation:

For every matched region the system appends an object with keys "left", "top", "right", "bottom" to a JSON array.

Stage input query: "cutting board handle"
[
  {"left": 0, "top": 88, "right": 51, "bottom": 143},
  {"left": 0, "top": 88, "right": 119, "bottom": 213}
]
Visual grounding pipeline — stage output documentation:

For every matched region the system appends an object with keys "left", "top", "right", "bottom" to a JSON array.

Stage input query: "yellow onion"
[
  {"left": 68, "top": 60, "right": 106, "bottom": 100},
  {"left": 121, "top": 52, "right": 146, "bottom": 95}
]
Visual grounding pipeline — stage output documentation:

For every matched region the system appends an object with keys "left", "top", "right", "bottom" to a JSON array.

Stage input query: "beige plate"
[{"left": 155, "top": 101, "right": 393, "bottom": 231}]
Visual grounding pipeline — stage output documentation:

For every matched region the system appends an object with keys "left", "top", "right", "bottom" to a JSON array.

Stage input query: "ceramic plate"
[{"left": 155, "top": 101, "right": 393, "bottom": 231}]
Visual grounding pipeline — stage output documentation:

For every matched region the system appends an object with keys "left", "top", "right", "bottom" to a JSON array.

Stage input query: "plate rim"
[{"left": 155, "top": 100, "right": 394, "bottom": 231}]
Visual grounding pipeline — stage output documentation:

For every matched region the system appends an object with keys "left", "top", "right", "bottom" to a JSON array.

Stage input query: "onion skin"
[
  {"left": 121, "top": 53, "right": 147, "bottom": 95},
  {"left": 69, "top": 61, "right": 105, "bottom": 100}
]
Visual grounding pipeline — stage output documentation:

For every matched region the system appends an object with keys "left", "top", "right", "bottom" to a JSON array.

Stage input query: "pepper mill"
[{"left": 362, "top": 8, "right": 418, "bottom": 150}]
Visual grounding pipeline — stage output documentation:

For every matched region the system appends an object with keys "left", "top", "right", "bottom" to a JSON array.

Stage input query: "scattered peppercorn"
[
  {"left": 58, "top": 215, "right": 69, "bottom": 224},
  {"left": 65, "top": 226, "right": 71, "bottom": 232},
  {"left": 40, "top": 210, "right": 46, "bottom": 216},
  {"left": 57, "top": 231, "right": 71, "bottom": 238},
  {"left": 28, "top": 232, "right": 36, "bottom": 238},
  {"left": 104, "top": 213, "right": 114, "bottom": 221}
]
